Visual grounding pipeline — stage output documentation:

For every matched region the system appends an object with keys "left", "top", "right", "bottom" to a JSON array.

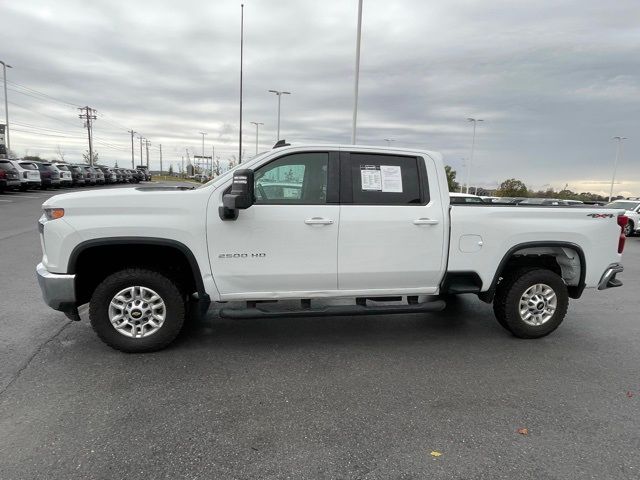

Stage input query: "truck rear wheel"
[
  {"left": 89, "top": 268, "right": 186, "bottom": 352},
  {"left": 493, "top": 268, "right": 568, "bottom": 338}
]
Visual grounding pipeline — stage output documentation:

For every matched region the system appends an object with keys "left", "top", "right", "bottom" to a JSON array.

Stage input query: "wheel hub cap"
[
  {"left": 108, "top": 286, "right": 166, "bottom": 338},
  {"left": 519, "top": 283, "right": 557, "bottom": 326}
]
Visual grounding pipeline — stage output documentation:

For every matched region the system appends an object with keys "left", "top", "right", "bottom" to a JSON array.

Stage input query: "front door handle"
[
  {"left": 305, "top": 217, "right": 334, "bottom": 225},
  {"left": 413, "top": 218, "right": 439, "bottom": 225}
]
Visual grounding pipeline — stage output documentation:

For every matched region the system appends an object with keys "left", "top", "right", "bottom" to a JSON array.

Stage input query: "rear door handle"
[
  {"left": 305, "top": 217, "right": 334, "bottom": 225},
  {"left": 413, "top": 218, "right": 439, "bottom": 225}
]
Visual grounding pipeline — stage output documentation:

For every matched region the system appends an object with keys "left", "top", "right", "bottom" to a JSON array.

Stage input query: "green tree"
[
  {"left": 496, "top": 178, "right": 528, "bottom": 197},
  {"left": 168, "top": 164, "right": 174, "bottom": 175},
  {"left": 23, "top": 155, "right": 44, "bottom": 161},
  {"left": 445, "top": 165, "right": 459, "bottom": 192}
]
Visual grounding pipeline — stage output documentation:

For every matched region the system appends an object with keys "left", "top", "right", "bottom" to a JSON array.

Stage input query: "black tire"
[
  {"left": 624, "top": 221, "right": 634, "bottom": 237},
  {"left": 89, "top": 268, "right": 186, "bottom": 352},
  {"left": 493, "top": 268, "right": 568, "bottom": 339}
]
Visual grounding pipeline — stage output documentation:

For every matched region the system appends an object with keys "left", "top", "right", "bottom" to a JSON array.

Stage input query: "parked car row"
[{"left": 0, "top": 159, "right": 150, "bottom": 192}]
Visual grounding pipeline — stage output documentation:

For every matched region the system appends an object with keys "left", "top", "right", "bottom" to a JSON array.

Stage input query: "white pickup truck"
[{"left": 36, "top": 144, "right": 627, "bottom": 352}]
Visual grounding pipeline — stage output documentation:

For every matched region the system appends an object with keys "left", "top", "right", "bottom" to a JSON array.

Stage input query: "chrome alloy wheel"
[
  {"left": 519, "top": 283, "right": 557, "bottom": 326},
  {"left": 108, "top": 286, "right": 166, "bottom": 338}
]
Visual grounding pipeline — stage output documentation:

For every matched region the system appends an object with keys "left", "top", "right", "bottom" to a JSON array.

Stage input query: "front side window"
[{"left": 254, "top": 152, "right": 328, "bottom": 204}]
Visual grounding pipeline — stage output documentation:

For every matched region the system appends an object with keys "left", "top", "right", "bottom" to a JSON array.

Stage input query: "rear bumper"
[
  {"left": 598, "top": 263, "right": 624, "bottom": 290},
  {"left": 36, "top": 263, "right": 76, "bottom": 311}
]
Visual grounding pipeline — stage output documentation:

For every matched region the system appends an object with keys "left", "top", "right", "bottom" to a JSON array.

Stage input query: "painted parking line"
[{"left": 0, "top": 199, "right": 14, "bottom": 203}]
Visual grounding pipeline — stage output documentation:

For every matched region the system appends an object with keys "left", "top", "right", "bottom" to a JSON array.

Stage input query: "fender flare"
[
  {"left": 67, "top": 237, "right": 207, "bottom": 298},
  {"left": 485, "top": 241, "right": 586, "bottom": 301}
]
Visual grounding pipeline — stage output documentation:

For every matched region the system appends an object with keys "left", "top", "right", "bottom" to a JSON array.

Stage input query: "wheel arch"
[
  {"left": 480, "top": 241, "right": 586, "bottom": 302},
  {"left": 69, "top": 237, "right": 207, "bottom": 305}
]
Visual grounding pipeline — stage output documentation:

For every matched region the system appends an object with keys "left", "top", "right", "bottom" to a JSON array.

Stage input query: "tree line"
[{"left": 446, "top": 166, "right": 614, "bottom": 202}]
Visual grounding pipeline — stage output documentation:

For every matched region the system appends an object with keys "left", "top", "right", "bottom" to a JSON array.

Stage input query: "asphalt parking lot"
[{"left": 0, "top": 184, "right": 639, "bottom": 480}]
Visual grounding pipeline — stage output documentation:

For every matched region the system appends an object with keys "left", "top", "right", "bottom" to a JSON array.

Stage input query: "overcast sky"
[{"left": 1, "top": 0, "right": 638, "bottom": 195}]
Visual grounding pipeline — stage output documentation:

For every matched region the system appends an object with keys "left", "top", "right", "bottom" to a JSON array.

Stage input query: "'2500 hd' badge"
[{"left": 219, "top": 253, "right": 266, "bottom": 258}]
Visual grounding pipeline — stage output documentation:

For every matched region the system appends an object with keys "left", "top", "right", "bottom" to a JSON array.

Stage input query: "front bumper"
[
  {"left": 598, "top": 263, "right": 624, "bottom": 290},
  {"left": 36, "top": 263, "right": 76, "bottom": 311}
]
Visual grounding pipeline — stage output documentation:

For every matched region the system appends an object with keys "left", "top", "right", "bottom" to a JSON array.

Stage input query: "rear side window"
[
  {"left": 342, "top": 153, "right": 426, "bottom": 205},
  {"left": 0, "top": 161, "right": 16, "bottom": 171}
]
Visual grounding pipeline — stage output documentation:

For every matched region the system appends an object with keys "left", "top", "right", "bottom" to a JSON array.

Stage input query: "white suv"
[
  {"left": 11, "top": 160, "right": 42, "bottom": 191},
  {"left": 604, "top": 200, "right": 640, "bottom": 236}
]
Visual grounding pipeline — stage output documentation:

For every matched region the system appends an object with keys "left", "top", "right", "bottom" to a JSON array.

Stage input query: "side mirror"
[{"left": 219, "top": 169, "right": 254, "bottom": 220}]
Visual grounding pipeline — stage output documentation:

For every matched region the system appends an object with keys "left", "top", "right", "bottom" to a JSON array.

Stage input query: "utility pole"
[
  {"left": 129, "top": 130, "right": 136, "bottom": 168},
  {"left": 250, "top": 121, "right": 264, "bottom": 155},
  {"left": 181, "top": 155, "right": 185, "bottom": 178},
  {"left": 239, "top": 3, "right": 244, "bottom": 163},
  {"left": 138, "top": 136, "right": 144, "bottom": 168},
  {"left": 351, "top": 0, "right": 363, "bottom": 144},
  {"left": 0, "top": 60, "right": 12, "bottom": 153},
  {"left": 159, "top": 144, "right": 163, "bottom": 176},
  {"left": 609, "top": 136, "right": 627, "bottom": 201},
  {"left": 144, "top": 139, "right": 151, "bottom": 167},
  {"left": 78, "top": 106, "right": 97, "bottom": 165}
]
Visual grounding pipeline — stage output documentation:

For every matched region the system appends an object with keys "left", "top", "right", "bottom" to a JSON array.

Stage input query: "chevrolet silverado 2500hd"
[{"left": 36, "top": 145, "right": 627, "bottom": 352}]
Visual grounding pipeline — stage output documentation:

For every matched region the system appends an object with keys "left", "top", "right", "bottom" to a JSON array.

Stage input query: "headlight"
[{"left": 43, "top": 207, "right": 65, "bottom": 221}]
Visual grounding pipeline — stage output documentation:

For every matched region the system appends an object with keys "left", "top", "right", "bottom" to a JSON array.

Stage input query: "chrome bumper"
[
  {"left": 598, "top": 263, "right": 624, "bottom": 290},
  {"left": 36, "top": 263, "right": 76, "bottom": 311}
]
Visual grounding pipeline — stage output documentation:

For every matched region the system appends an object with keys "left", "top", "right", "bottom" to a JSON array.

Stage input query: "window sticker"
[
  {"left": 380, "top": 165, "right": 403, "bottom": 192},
  {"left": 360, "top": 165, "right": 382, "bottom": 191}
]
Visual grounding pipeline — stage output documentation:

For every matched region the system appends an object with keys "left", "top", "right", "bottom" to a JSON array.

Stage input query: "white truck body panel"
[{"left": 40, "top": 144, "right": 624, "bottom": 305}]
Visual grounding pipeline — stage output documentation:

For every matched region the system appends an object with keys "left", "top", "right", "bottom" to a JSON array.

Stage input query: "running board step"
[{"left": 219, "top": 300, "right": 446, "bottom": 319}]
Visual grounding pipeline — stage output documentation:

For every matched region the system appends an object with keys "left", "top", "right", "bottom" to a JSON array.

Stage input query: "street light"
[
  {"left": 0, "top": 60, "right": 13, "bottom": 154},
  {"left": 199, "top": 132, "right": 207, "bottom": 175},
  {"left": 465, "top": 118, "right": 484, "bottom": 194},
  {"left": 609, "top": 136, "right": 627, "bottom": 201},
  {"left": 268, "top": 90, "right": 290, "bottom": 142},
  {"left": 250, "top": 122, "right": 264, "bottom": 155}
]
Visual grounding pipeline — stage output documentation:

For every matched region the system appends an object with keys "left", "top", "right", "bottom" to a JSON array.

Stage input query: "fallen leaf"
[
  {"left": 626, "top": 391, "right": 634, "bottom": 398},
  {"left": 517, "top": 428, "right": 529, "bottom": 435},
  {"left": 430, "top": 451, "right": 442, "bottom": 457}
]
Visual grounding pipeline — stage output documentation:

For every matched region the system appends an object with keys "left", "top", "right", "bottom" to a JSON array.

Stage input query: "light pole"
[
  {"left": 268, "top": 90, "right": 290, "bottom": 142},
  {"left": 609, "top": 136, "right": 627, "bottom": 201},
  {"left": 351, "top": 0, "right": 363, "bottom": 144},
  {"left": 1, "top": 60, "right": 13, "bottom": 153},
  {"left": 383, "top": 138, "right": 395, "bottom": 147},
  {"left": 199, "top": 132, "right": 207, "bottom": 175},
  {"left": 465, "top": 118, "right": 483, "bottom": 194},
  {"left": 250, "top": 122, "right": 264, "bottom": 155}
]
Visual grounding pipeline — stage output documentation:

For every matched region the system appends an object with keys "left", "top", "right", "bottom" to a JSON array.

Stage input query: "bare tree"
[{"left": 55, "top": 145, "right": 66, "bottom": 162}]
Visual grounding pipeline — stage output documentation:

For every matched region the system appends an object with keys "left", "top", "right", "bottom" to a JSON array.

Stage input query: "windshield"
[
  {"left": 19, "top": 162, "right": 38, "bottom": 170},
  {"left": 604, "top": 201, "right": 640, "bottom": 211},
  {"left": 56, "top": 164, "right": 70, "bottom": 171},
  {"left": 200, "top": 151, "right": 273, "bottom": 189}
]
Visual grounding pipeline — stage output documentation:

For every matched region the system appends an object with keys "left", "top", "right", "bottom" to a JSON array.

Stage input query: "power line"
[{"left": 6, "top": 79, "right": 81, "bottom": 108}]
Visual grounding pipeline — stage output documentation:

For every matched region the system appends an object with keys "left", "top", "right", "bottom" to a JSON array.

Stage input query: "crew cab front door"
[{"left": 208, "top": 151, "right": 339, "bottom": 298}]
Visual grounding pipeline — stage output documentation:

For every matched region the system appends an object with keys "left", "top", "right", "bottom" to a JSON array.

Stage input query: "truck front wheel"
[
  {"left": 89, "top": 268, "right": 186, "bottom": 352},
  {"left": 493, "top": 268, "right": 569, "bottom": 339}
]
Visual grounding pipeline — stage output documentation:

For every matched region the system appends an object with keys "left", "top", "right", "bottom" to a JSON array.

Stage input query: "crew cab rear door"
[
  {"left": 208, "top": 151, "right": 340, "bottom": 297},
  {"left": 337, "top": 152, "right": 446, "bottom": 292}
]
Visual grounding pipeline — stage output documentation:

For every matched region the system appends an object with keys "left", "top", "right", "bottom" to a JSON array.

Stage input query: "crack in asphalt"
[{"left": 0, "top": 319, "right": 72, "bottom": 397}]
